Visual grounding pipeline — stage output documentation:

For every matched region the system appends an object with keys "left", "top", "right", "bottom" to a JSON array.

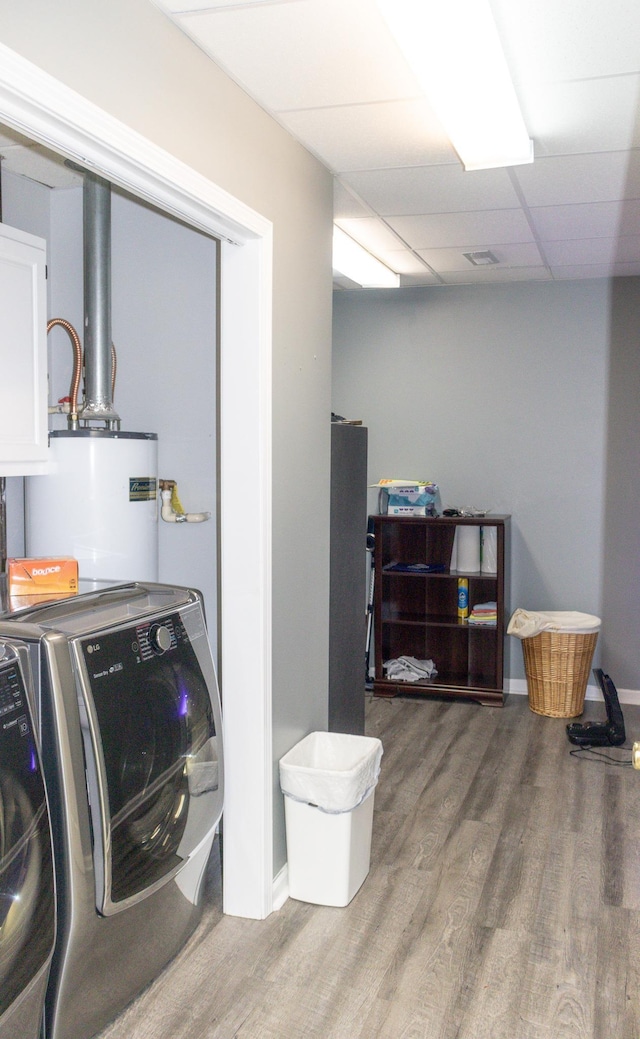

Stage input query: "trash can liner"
[
  {"left": 507, "top": 609, "right": 601, "bottom": 640},
  {"left": 279, "top": 732, "right": 383, "bottom": 814}
]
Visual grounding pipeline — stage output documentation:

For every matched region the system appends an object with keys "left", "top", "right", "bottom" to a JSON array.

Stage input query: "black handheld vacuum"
[
  {"left": 566, "top": 668, "right": 626, "bottom": 746},
  {"left": 365, "top": 521, "right": 375, "bottom": 689}
]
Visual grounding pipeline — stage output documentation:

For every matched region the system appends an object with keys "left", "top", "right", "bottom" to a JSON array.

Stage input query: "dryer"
[
  {"left": 0, "top": 582, "right": 223, "bottom": 1039},
  {"left": 0, "top": 642, "right": 56, "bottom": 1039}
]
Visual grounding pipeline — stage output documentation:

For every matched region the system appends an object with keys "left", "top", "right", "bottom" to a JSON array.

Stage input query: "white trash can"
[{"left": 279, "top": 731, "right": 383, "bottom": 907}]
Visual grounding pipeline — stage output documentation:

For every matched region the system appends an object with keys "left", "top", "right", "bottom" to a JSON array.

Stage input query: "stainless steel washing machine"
[
  {"left": 0, "top": 581, "right": 223, "bottom": 1039},
  {"left": 0, "top": 642, "right": 56, "bottom": 1039}
]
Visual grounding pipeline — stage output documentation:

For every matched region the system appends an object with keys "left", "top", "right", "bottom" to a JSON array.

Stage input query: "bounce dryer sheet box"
[{"left": 6, "top": 556, "right": 79, "bottom": 596}]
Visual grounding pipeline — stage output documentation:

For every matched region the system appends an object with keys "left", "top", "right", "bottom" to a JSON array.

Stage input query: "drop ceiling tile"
[
  {"left": 334, "top": 217, "right": 405, "bottom": 254},
  {"left": 278, "top": 99, "right": 454, "bottom": 173},
  {"left": 174, "top": 0, "right": 421, "bottom": 110},
  {"left": 386, "top": 210, "right": 535, "bottom": 250},
  {"left": 551, "top": 261, "right": 640, "bottom": 279},
  {"left": 491, "top": 0, "right": 640, "bottom": 84},
  {"left": 333, "top": 180, "right": 371, "bottom": 220},
  {"left": 377, "top": 250, "right": 437, "bottom": 276},
  {"left": 417, "top": 242, "right": 545, "bottom": 274},
  {"left": 156, "top": 0, "right": 284, "bottom": 10},
  {"left": 513, "top": 151, "right": 640, "bottom": 208},
  {"left": 530, "top": 199, "right": 640, "bottom": 241},
  {"left": 342, "top": 165, "right": 521, "bottom": 217},
  {"left": 526, "top": 75, "right": 640, "bottom": 158},
  {"left": 542, "top": 234, "right": 640, "bottom": 266},
  {"left": 598, "top": 259, "right": 640, "bottom": 276},
  {"left": 152, "top": 0, "right": 640, "bottom": 289},
  {"left": 441, "top": 266, "right": 552, "bottom": 285}
]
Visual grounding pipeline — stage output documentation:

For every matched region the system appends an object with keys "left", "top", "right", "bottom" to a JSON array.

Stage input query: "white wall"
[
  {"left": 0, "top": 0, "right": 334, "bottom": 879},
  {"left": 332, "top": 281, "right": 612, "bottom": 683}
]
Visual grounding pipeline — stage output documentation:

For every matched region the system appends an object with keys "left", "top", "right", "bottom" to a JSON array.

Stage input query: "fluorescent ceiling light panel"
[
  {"left": 377, "top": 0, "right": 533, "bottom": 171},
  {"left": 333, "top": 227, "right": 400, "bottom": 287}
]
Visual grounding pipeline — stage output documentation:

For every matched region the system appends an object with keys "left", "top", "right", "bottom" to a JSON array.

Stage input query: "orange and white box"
[{"left": 7, "top": 557, "right": 79, "bottom": 596}]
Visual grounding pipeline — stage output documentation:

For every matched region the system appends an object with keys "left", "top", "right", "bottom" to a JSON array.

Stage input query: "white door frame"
[{"left": 0, "top": 43, "right": 274, "bottom": 919}]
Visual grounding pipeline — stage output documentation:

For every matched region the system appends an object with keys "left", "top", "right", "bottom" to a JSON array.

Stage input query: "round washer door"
[
  {"left": 0, "top": 660, "right": 55, "bottom": 1020},
  {"left": 108, "top": 662, "right": 193, "bottom": 902},
  {"left": 76, "top": 610, "right": 219, "bottom": 914}
]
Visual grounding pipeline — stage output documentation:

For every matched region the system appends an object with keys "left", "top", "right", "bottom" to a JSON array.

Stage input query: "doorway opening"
[{"left": 0, "top": 43, "right": 274, "bottom": 920}]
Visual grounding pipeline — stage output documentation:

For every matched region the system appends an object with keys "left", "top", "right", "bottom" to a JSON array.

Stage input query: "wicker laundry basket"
[{"left": 522, "top": 629, "right": 599, "bottom": 718}]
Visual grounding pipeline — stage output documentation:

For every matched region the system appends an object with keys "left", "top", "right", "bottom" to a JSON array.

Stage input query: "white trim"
[
  {"left": 272, "top": 863, "right": 289, "bottom": 912},
  {"left": 219, "top": 237, "right": 274, "bottom": 918},
  {"left": 0, "top": 44, "right": 262, "bottom": 246},
  {"left": 0, "top": 43, "right": 274, "bottom": 919},
  {"left": 507, "top": 678, "right": 640, "bottom": 705}
]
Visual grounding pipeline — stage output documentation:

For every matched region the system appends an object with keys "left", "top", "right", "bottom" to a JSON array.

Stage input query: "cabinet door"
[{"left": 0, "top": 223, "right": 48, "bottom": 474}]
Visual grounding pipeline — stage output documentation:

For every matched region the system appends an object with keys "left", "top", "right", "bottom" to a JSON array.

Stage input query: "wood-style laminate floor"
[{"left": 98, "top": 693, "right": 640, "bottom": 1039}]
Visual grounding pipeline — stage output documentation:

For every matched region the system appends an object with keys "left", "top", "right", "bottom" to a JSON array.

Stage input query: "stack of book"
[{"left": 469, "top": 601, "right": 497, "bottom": 626}]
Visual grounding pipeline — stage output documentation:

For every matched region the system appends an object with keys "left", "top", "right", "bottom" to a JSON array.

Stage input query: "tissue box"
[
  {"left": 373, "top": 481, "right": 442, "bottom": 516},
  {"left": 7, "top": 557, "right": 78, "bottom": 596}
]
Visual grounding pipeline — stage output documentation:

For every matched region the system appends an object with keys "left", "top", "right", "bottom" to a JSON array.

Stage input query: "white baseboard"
[
  {"left": 507, "top": 679, "right": 640, "bottom": 706},
  {"left": 272, "top": 863, "right": 289, "bottom": 911}
]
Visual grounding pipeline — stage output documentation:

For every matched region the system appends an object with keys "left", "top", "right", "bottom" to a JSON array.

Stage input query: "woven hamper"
[{"left": 522, "top": 629, "right": 598, "bottom": 718}]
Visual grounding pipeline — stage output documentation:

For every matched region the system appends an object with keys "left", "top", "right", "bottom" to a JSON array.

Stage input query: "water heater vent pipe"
[{"left": 82, "top": 170, "right": 120, "bottom": 426}]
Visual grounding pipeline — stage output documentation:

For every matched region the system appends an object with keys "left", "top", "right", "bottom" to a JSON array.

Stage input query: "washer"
[
  {"left": 0, "top": 582, "right": 223, "bottom": 1039},
  {"left": 0, "top": 642, "right": 56, "bottom": 1039}
]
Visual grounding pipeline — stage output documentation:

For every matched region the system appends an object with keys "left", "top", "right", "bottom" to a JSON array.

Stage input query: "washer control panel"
[{"left": 0, "top": 654, "right": 26, "bottom": 720}]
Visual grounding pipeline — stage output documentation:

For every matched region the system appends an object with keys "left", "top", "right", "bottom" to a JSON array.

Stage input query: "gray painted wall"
[
  {"left": 111, "top": 191, "right": 218, "bottom": 633},
  {"left": 0, "top": 0, "right": 334, "bottom": 876},
  {"left": 332, "top": 280, "right": 640, "bottom": 689}
]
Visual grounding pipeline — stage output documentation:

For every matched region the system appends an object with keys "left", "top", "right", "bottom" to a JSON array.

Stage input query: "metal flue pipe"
[{"left": 82, "top": 171, "right": 120, "bottom": 424}]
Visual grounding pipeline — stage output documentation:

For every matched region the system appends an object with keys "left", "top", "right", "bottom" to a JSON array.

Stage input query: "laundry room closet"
[{"left": 1, "top": 141, "right": 219, "bottom": 643}]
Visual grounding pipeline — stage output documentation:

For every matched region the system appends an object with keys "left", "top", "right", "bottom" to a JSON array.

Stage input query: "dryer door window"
[
  {"left": 0, "top": 660, "right": 55, "bottom": 1018},
  {"left": 76, "top": 609, "right": 220, "bottom": 914}
]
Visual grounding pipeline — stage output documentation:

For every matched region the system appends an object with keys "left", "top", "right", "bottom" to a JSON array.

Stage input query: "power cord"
[{"left": 569, "top": 745, "right": 633, "bottom": 767}]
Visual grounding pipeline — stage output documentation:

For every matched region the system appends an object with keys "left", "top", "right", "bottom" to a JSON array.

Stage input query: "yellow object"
[
  {"left": 170, "top": 484, "right": 185, "bottom": 516},
  {"left": 457, "top": 578, "right": 469, "bottom": 619}
]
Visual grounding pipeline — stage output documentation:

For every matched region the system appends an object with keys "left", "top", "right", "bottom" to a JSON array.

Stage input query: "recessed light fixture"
[
  {"left": 332, "top": 227, "right": 400, "bottom": 288},
  {"left": 377, "top": 0, "right": 533, "bottom": 171},
  {"left": 464, "top": 250, "right": 499, "bottom": 266}
]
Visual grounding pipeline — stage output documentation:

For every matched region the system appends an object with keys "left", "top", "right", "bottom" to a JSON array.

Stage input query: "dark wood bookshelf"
[{"left": 371, "top": 514, "right": 510, "bottom": 706}]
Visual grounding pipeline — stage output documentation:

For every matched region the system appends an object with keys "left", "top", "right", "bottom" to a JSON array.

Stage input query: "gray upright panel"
[{"left": 329, "top": 423, "right": 368, "bottom": 734}]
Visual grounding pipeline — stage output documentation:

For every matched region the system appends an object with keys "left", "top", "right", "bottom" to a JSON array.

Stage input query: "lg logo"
[{"left": 86, "top": 643, "right": 101, "bottom": 654}]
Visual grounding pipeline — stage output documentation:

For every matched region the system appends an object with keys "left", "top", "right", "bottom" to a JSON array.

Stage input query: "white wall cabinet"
[{"left": 0, "top": 223, "right": 48, "bottom": 475}]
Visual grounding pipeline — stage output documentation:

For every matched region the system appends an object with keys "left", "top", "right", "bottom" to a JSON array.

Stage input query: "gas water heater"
[
  {"left": 26, "top": 429, "right": 158, "bottom": 582},
  {"left": 25, "top": 169, "right": 159, "bottom": 583}
]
